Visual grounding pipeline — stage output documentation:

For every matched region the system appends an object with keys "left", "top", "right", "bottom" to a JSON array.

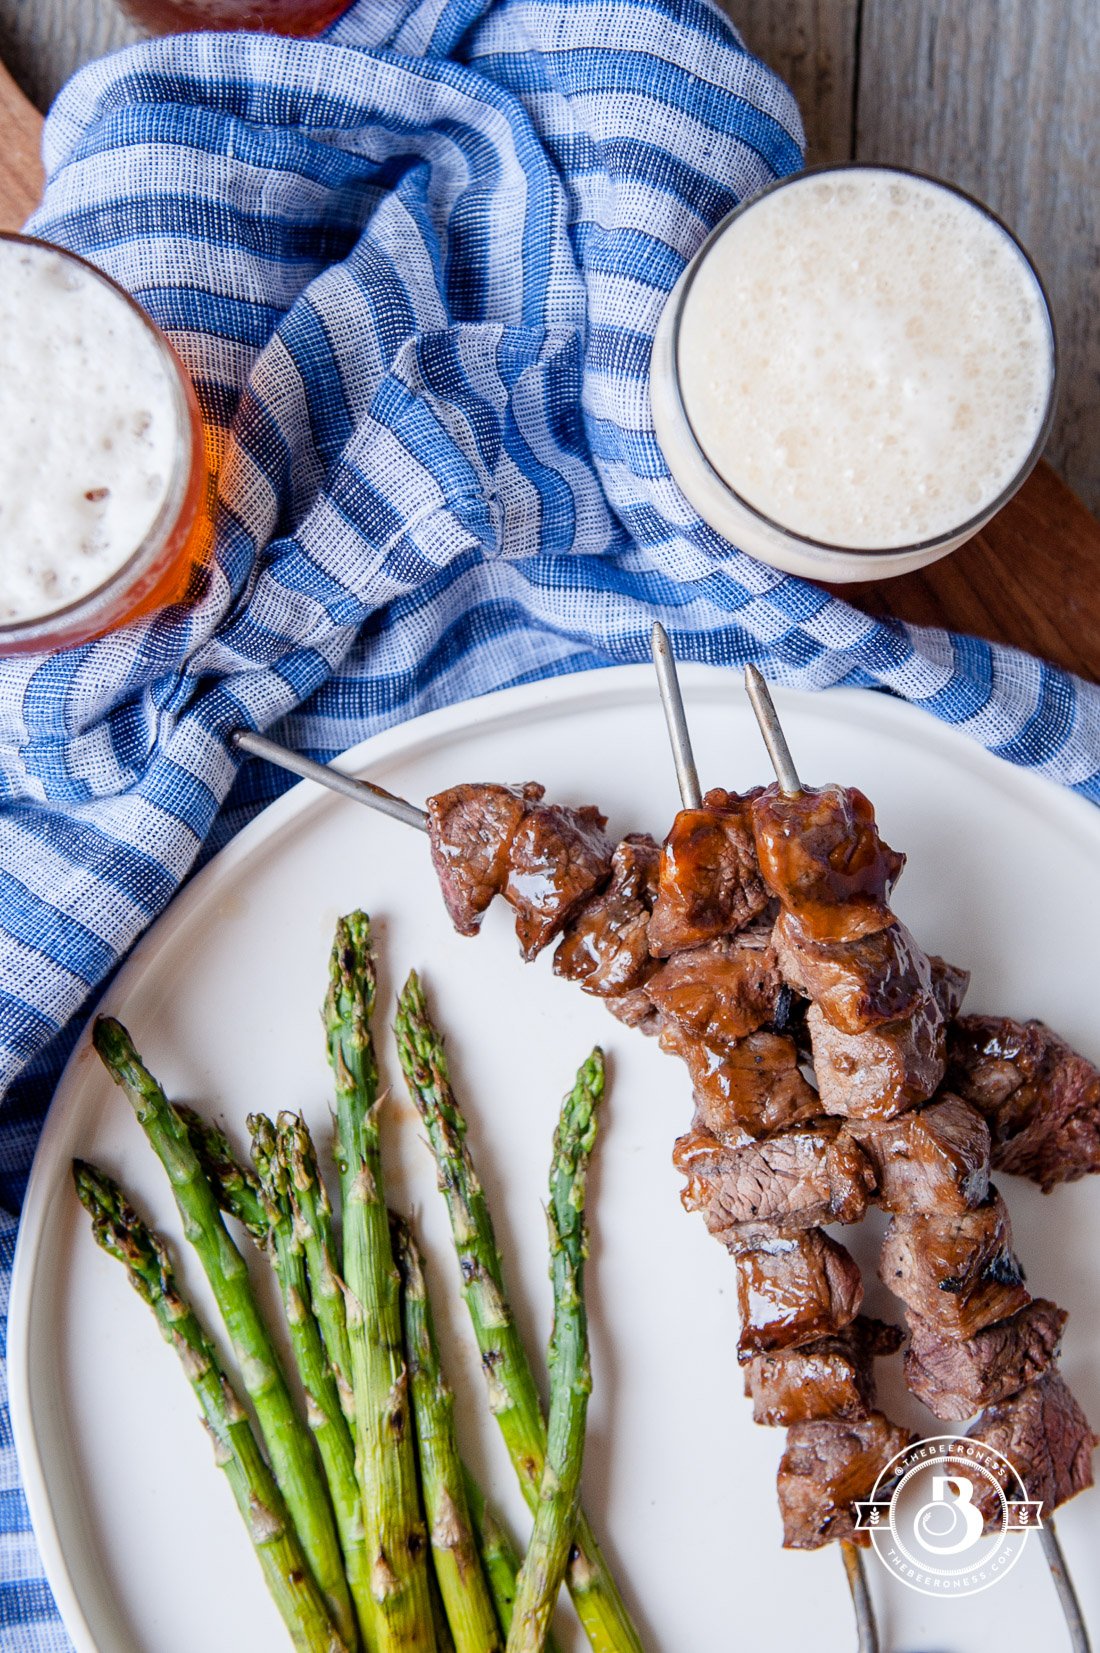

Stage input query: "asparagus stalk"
[
  {"left": 91, "top": 1017, "right": 355, "bottom": 1649},
  {"left": 281, "top": 1111, "right": 355, "bottom": 1425},
  {"left": 325, "top": 914, "right": 436, "bottom": 1652},
  {"left": 462, "top": 1474, "right": 524, "bottom": 1642},
  {"left": 393, "top": 1214, "right": 503, "bottom": 1653},
  {"left": 507, "top": 1056, "right": 600, "bottom": 1652},
  {"left": 72, "top": 1160, "right": 348, "bottom": 1653},
  {"left": 393, "top": 976, "right": 642, "bottom": 1653}
]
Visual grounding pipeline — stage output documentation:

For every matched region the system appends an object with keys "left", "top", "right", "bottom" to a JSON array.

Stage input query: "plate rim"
[{"left": 12, "top": 661, "right": 1100, "bottom": 1649}]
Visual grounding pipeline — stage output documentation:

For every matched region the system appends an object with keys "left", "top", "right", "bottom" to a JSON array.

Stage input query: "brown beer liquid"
[{"left": 118, "top": 0, "right": 350, "bottom": 32}]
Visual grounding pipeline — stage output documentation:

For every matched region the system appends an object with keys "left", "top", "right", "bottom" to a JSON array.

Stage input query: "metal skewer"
[
  {"left": 231, "top": 729, "right": 428, "bottom": 831},
  {"left": 649, "top": 626, "right": 880, "bottom": 1653},
  {"left": 741, "top": 660, "right": 1093, "bottom": 1653}
]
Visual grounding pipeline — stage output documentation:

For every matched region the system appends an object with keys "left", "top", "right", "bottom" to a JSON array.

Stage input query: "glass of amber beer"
[{"left": 0, "top": 234, "right": 208, "bottom": 655}]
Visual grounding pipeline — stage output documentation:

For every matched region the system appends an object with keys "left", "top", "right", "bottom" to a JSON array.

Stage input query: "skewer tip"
[{"left": 742, "top": 663, "right": 803, "bottom": 797}]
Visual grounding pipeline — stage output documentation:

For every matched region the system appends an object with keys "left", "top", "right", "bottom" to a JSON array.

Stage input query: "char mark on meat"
[
  {"left": 906, "top": 1298, "right": 1066, "bottom": 1420},
  {"left": 647, "top": 788, "right": 768, "bottom": 956},
  {"left": 745, "top": 1316, "right": 903, "bottom": 1427},
  {"left": 808, "top": 995, "right": 946, "bottom": 1121},
  {"left": 661, "top": 1024, "right": 819, "bottom": 1142},
  {"left": 879, "top": 1189, "right": 1029, "bottom": 1340},
  {"left": 843, "top": 1093, "right": 990, "bottom": 1214},
  {"left": 967, "top": 1371, "right": 1097, "bottom": 1526},
  {"left": 729, "top": 1225, "right": 864, "bottom": 1361},
  {"left": 947, "top": 1014, "right": 1100, "bottom": 1191},
  {"left": 645, "top": 925, "right": 782, "bottom": 1047},
  {"left": 674, "top": 1116, "right": 874, "bottom": 1234},
  {"left": 750, "top": 783, "right": 905, "bottom": 941},
  {"left": 553, "top": 833, "right": 660, "bottom": 996},
  {"left": 773, "top": 910, "right": 932, "bottom": 1034},
  {"left": 778, "top": 1412, "right": 912, "bottom": 1549}
]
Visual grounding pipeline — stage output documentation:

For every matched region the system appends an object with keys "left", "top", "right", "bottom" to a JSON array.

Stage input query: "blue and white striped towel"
[{"left": 2, "top": 0, "right": 1099, "bottom": 1639}]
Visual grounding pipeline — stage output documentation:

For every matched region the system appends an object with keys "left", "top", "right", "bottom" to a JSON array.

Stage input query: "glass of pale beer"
[
  {"left": 0, "top": 234, "right": 208, "bottom": 654},
  {"left": 650, "top": 166, "right": 1057, "bottom": 582}
]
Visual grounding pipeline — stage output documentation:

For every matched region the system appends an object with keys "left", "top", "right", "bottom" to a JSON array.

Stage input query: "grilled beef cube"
[
  {"left": 906, "top": 1299, "right": 1067, "bottom": 1420},
  {"left": 808, "top": 995, "right": 946, "bottom": 1120},
  {"left": 778, "top": 1412, "right": 912, "bottom": 1549},
  {"left": 674, "top": 1117, "right": 874, "bottom": 1234},
  {"left": 947, "top": 1014, "right": 1100, "bottom": 1191},
  {"left": 553, "top": 834, "right": 660, "bottom": 996},
  {"left": 730, "top": 1225, "right": 864, "bottom": 1361},
  {"left": 844, "top": 1093, "right": 990, "bottom": 1214},
  {"left": 646, "top": 927, "right": 782, "bottom": 1048},
  {"left": 427, "top": 781, "right": 540, "bottom": 934},
  {"left": 878, "top": 1191, "right": 1029, "bottom": 1339},
  {"left": 751, "top": 783, "right": 905, "bottom": 942},
  {"left": 968, "top": 1371, "right": 1097, "bottom": 1526},
  {"left": 745, "top": 1317, "right": 903, "bottom": 1427},
  {"left": 503, "top": 799, "right": 613, "bottom": 960},
  {"left": 929, "top": 955, "right": 970, "bottom": 1021},
  {"left": 648, "top": 788, "right": 768, "bottom": 955},
  {"left": 773, "top": 910, "right": 931, "bottom": 1034},
  {"left": 661, "top": 1024, "right": 819, "bottom": 1142},
  {"left": 603, "top": 984, "right": 662, "bottom": 1036}
]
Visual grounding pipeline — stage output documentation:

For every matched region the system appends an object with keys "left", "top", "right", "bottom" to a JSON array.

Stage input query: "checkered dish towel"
[{"left": 3, "top": 0, "right": 1100, "bottom": 1641}]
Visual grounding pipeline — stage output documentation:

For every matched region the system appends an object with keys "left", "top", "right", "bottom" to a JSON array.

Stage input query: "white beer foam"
[
  {"left": 0, "top": 241, "right": 182, "bottom": 624},
  {"left": 676, "top": 171, "right": 1052, "bottom": 550}
]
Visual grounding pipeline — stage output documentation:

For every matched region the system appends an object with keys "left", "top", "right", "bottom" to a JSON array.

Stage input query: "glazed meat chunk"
[
  {"left": 647, "top": 788, "right": 768, "bottom": 955},
  {"left": 745, "top": 1317, "right": 903, "bottom": 1427},
  {"left": 661, "top": 1024, "right": 819, "bottom": 1142},
  {"left": 773, "top": 910, "right": 931, "bottom": 1034},
  {"left": 947, "top": 1014, "right": 1100, "bottom": 1191},
  {"left": 905, "top": 1299, "right": 1066, "bottom": 1421},
  {"left": 427, "top": 781, "right": 539, "bottom": 934},
  {"left": 503, "top": 798, "right": 612, "bottom": 960},
  {"left": 645, "top": 926, "right": 782, "bottom": 1047},
  {"left": 729, "top": 1225, "right": 864, "bottom": 1361},
  {"left": 843, "top": 1093, "right": 990, "bottom": 1214},
  {"left": 778, "top": 1413, "right": 912, "bottom": 1549},
  {"left": 674, "top": 1117, "right": 874, "bottom": 1234},
  {"left": 750, "top": 783, "right": 905, "bottom": 941},
  {"left": 879, "top": 1190, "right": 1029, "bottom": 1339},
  {"left": 968, "top": 1372, "right": 1096, "bottom": 1526},
  {"left": 929, "top": 955, "right": 970, "bottom": 1021},
  {"left": 808, "top": 996, "right": 945, "bottom": 1120},
  {"left": 553, "top": 834, "right": 660, "bottom": 996}
]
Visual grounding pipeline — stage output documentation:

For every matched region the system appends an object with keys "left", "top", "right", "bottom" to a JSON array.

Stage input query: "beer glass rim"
[
  {"left": 665, "top": 162, "right": 1059, "bottom": 563},
  {"left": 0, "top": 231, "right": 201, "bottom": 649}
]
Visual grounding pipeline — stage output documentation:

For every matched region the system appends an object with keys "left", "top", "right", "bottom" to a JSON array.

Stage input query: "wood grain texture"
[
  {"left": 856, "top": 0, "right": 1100, "bottom": 517},
  {"left": 0, "top": 59, "right": 42, "bottom": 228},
  {"left": 726, "top": 0, "right": 857, "bottom": 165}
]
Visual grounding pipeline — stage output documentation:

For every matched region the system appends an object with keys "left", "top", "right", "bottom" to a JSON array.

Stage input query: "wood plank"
[
  {"left": 0, "top": 58, "right": 42, "bottom": 228},
  {"left": 821, "top": 461, "right": 1100, "bottom": 684},
  {"left": 856, "top": 0, "right": 1100, "bottom": 518},
  {"left": 724, "top": 0, "right": 857, "bottom": 165}
]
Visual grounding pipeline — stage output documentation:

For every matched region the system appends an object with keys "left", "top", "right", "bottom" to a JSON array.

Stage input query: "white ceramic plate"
[{"left": 10, "top": 666, "right": 1100, "bottom": 1653}]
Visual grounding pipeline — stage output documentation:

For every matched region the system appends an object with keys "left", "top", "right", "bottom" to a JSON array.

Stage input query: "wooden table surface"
[{"left": 3, "top": 58, "right": 1099, "bottom": 685}]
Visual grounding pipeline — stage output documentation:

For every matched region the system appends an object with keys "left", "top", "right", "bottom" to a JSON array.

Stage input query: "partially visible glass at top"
[{"left": 117, "top": 0, "right": 350, "bottom": 33}]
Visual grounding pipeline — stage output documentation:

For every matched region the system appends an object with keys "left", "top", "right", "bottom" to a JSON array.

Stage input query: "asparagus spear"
[
  {"left": 280, "top": 1110, "right": 355, "bottom": 1425},
  {"left": 180, "top": 1104, "right": 378, "bottom": 1650},
  {"left": 392, "top": 1214, "right": 503, "bottom": 1653},
  {"left": 507, "top": 1056, "right": 600, "bottom": 1652},
  {"left": 463, "top": 1474, "right": 523, "bottom": 1642},
  {"left": 72, "top": 1160, "right": 349, "bottom": 1653},
  {"left": 393, "top": 976, "right": 642, "bottom": 1653},
  {"left": 91, "top": 1017, "right": 356, "bottom": 1649},
  {"left": 325, "top": 914, "right": 436, "bottom": 1652}
]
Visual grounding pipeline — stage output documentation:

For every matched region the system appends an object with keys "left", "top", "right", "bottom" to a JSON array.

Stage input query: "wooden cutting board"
[{"left": 3, "top": 59, "right": 1098, "bottom": 681}]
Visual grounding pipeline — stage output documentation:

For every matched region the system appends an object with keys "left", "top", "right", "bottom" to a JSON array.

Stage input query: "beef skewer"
[
  {"left": 741, "top": 665, "right": 1094, "bottom": 1653},
  {"left": 656, "top": 634, "right": 887, "bottom": 1653}
]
